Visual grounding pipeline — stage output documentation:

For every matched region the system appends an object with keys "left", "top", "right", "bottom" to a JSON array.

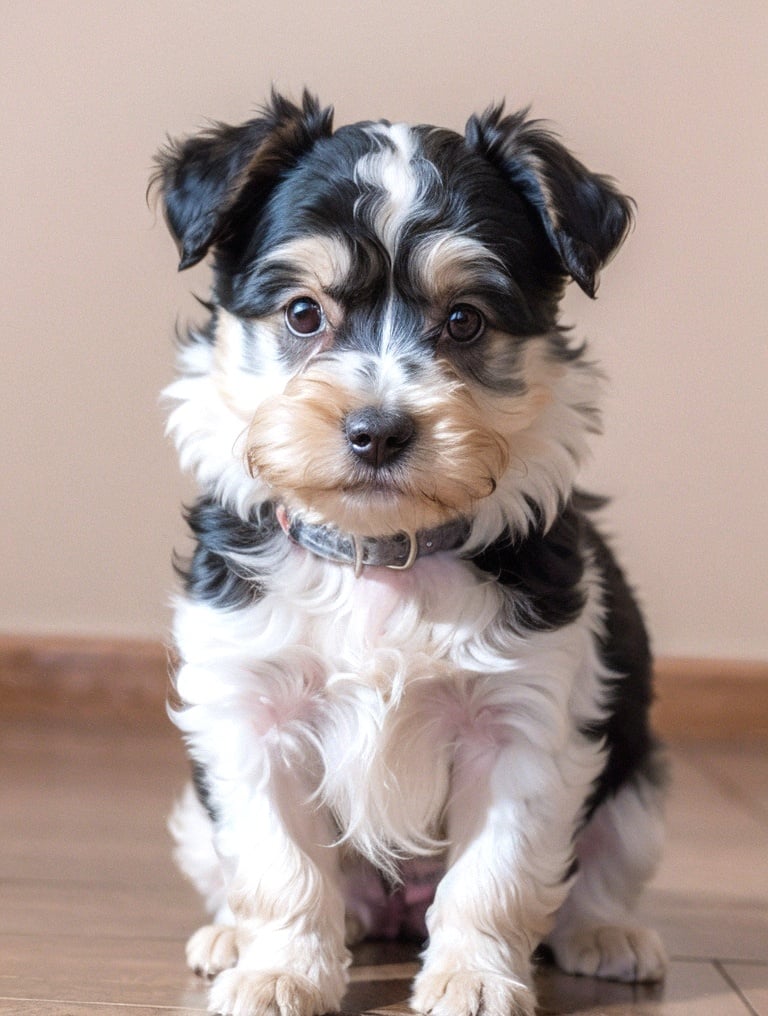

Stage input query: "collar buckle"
[
  {"left": 384, "top": 531, "right": 418, "bottom": 572},
  {"left": 351, "top": 530, "right": 418, "bottom": 577}
]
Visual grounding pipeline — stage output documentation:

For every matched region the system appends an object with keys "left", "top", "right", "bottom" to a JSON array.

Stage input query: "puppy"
[{"left": 153, "top": 90, "right": 667, "bottom": 1016}]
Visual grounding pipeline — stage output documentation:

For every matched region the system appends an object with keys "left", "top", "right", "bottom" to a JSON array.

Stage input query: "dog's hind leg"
[{"left": 545, "top": 768, "right": 668, "bottom": 983}]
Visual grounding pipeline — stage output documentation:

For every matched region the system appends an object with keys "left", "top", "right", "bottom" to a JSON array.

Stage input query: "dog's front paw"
[
  {"left": 208, "top": 968, "right": 337, "bottom": 1016},
  {"left": 411, "top": 967, "right": 536, "bottom": 1016},
  {"left": 187, "top": 924, "right": 238, "bottom": 979},
  {"left": 550, "top": 924, "right": 667, "bottom": 983}
]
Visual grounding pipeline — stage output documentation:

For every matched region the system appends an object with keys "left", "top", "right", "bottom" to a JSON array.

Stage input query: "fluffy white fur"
[
  {"left": 164, "top": 306, "right": 665, "bottom": 1016},
  {"left": 159, "top": 106, "right": 665, "bottom": 1016},
  {"left": 169, "top": 539, "right": 665, "bottom": 1016}
]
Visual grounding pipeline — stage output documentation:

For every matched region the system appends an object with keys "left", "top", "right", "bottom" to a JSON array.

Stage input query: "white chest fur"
[{"left": 172, "top": 544, "right": 607, "bottom": 868}]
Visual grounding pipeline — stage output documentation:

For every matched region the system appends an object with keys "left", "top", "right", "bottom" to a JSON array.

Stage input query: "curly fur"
[{"left": 154, "top": 90, "right": 666, "bottom": 1016}]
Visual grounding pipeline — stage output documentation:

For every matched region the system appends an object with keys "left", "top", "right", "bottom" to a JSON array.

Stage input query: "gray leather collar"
[{"left": 277, "top": 507, "right": 470, "bottom": 576}]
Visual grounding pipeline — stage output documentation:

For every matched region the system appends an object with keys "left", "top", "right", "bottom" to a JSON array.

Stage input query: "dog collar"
[{"left": 276, "top": 506, "right": 470, "bottom": 577}]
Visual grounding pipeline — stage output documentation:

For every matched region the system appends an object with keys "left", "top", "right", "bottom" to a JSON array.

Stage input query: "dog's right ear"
[{"left": 151, "top": 90, "right": 334, "bottom": 270}]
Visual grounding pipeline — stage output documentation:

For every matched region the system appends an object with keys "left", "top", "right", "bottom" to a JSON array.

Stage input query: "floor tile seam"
[
  {"left": 0, "top": 929, "right": 188, "bottom": 945},
  {"left": 713, "top": 959, "right": 762, "bottom": 1016},
  {"left": 717, "top": 959, "right": 768, "bottom": 968},
  {"left": 648, "top": 896, "right": 768, "bottom": 916},
  {"left": 348, "top": 962, "right": 419, "bottom": 982},
  {"left": 670, "top": 953, "right": 768, "bottom": 966},
  {"left": 0, "top": 877, "right": 183, "bottom": 891},
  {"left": 0, "top": 998, "right": 205, "bottom": 1013},
  {"left": 347, "top": 1007, "right": 412, "bottom": 1015}
]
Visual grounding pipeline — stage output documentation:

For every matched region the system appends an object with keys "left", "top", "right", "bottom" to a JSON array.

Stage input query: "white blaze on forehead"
[
  {"left": 355, "top": 122, "right": 424, "bottom": 258},
  {"left": 355, "top": 123, "right": 435, "bottom": 357}
]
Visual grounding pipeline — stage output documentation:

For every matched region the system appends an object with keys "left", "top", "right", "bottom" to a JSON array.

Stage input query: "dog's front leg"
[
  {"left": 412, "top": 739, "right": 584, "bottom": 1016},
  {"left": 207, "top": 761, "right": 350, "bottom": 1016}
]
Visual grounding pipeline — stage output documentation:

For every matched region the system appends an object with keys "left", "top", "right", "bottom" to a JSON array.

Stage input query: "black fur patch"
[
  {"left": 468, "top": 502, "right": 587, "bottom": 631},
  {"left": 158, "top": 93, "right": 650, "bottom": 831},
  {"left": 470, "top": 498, "right": 661, "bottom": 815},
  {"left": 175, "top": 498, "right": 276, "bottom": 610},
  {"left": 580, "top": 517, "right": 665, "bottom": 817},
  {"left": 191, "top": 759, "right": 218, "bottom": 823}
]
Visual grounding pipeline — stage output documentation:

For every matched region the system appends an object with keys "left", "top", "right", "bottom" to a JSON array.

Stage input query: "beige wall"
[{"left": 2, "top": 2, "right": 766, "bottom": 659}]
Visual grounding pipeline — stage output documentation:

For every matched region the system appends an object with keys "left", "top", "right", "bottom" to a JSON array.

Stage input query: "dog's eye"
[
  {"left": 445, "top": 304, "right": 485, "bottom": 343},
  {"left": 285, "top": 297, "right": 325, "bottom": 337}
]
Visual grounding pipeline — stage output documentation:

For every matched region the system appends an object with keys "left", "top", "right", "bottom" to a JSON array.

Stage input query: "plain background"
[{"left": 1, "top": 1, "right": 766, "bottom": 660}]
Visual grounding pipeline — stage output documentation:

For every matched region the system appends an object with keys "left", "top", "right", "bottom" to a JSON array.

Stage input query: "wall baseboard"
[
  {"left": 652, "top": 656, "right": 768, "bottom": 741},
  {"left": 0, "top": 634, "right": 174, "bottom": 728},
  {"left": 1, "top": 634, "right": 766, "bottom": 740}
]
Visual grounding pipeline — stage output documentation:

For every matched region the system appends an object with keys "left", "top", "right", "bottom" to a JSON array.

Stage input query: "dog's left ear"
[{"left": 465, "top": 105, "right": 634, "bottom": 297}]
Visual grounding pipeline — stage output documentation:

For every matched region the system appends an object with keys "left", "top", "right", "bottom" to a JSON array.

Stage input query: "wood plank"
[
  {"left": 0, "top": 716, "right": 763, "bottom": 1015},
  {"left": 534, "top": 958, "right": 757, "bottom": 1015},
  {"left": 0, "top": 1006, "right": 205, "bottom": 1015},
  {"left": 0, "top": 934, "right": 205, "bottom": 1008}
]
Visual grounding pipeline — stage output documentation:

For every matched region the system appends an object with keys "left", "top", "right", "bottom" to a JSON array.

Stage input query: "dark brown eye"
[
  {"left": 445, "top": 304, "right": 485, "bottom": 343},
  {"left": 285, "top": 297, "right": 325, "bottom": 337}
]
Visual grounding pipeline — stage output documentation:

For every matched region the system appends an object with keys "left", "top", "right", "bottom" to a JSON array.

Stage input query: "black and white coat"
[{"left": 155, "top": 92, "right": 667, "bottom": 1016}]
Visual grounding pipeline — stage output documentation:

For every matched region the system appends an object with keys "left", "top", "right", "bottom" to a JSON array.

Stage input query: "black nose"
[{"left": 345, "top": 407, "right": 416, "bottom": 468}]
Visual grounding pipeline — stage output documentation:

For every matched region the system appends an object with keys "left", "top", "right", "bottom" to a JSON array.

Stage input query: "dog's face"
[{"left": 156, "top": 92, "right": 631, "bottom": 541}]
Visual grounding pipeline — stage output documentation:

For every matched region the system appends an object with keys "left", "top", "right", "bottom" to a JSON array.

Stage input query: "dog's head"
[{"left": 154, "top": 91, "right": 632, "bottom": 545}]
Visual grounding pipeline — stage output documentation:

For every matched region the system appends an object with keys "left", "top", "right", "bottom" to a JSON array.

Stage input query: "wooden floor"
[{"left": 1, "top": 715, "right": 767, "bottom": 1015}]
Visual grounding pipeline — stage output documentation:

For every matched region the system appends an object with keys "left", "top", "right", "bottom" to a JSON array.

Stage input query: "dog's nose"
[{"left": 345, "top": 407, "right": 415, "bottom": 468}]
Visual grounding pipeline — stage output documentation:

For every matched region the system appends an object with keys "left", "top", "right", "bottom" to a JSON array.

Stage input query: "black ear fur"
[
  {"left": 152, "top": 90, "right": 334, "bottom": 270},
  {"left": 465, "top": 105, "right": 634, "bottom": 297}
]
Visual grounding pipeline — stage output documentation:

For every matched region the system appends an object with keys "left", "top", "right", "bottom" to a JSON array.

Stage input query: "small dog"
[{"left": 153, "top": 90, "right": 667, "bottom": 1016}]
